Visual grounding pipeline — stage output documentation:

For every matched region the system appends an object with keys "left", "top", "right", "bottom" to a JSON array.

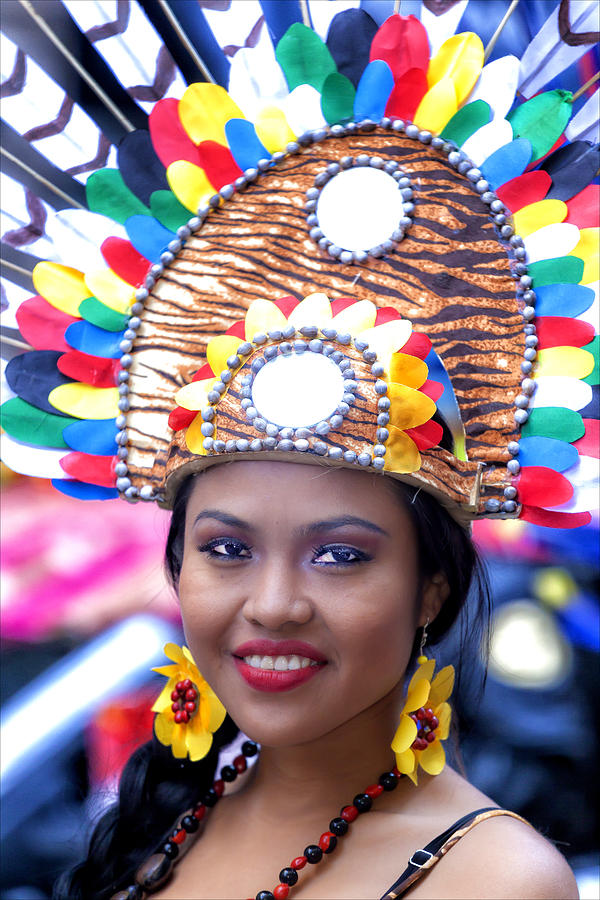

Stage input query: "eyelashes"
[
  {"left": 197, "top": 538, "right": 371, "bottom": 567},
  {"left": 197, "top": 538, "right": 252, "bottom": 560},
  {"left": 311, "top": 544, "right": 371, "bottom": 566}
]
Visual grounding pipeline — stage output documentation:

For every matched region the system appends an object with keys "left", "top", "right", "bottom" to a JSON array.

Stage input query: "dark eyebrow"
[
  {"left": 193, "top": 510, "right": 252, "bottom": 530},
  {"left": 300, "top": 516, "right": 389, "bottom": 538}
]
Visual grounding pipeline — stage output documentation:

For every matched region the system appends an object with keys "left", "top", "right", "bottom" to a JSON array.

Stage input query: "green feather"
[
  {"left": 0, "top": 397, "right": 76, "bottom": 448},
  {"left": 276, "top": 23, "right": 337, "bottom": 93},
  {"left": 507, "top": 89, "right": 573, "bottom": 162},
  {"left": 440, "top": 100, "right": 492, "bottom": 146},
  {"left": 521, "top": 407, "right": 584, "bottom": 443}
]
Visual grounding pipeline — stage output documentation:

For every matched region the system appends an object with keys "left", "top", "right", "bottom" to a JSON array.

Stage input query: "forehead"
[{"left": 185, "top": 460, "right": 414, "bottom": 533}]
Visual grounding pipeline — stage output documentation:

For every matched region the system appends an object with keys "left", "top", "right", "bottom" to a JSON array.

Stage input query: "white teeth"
[{"left": 242, "top": 654, "right": 320, "bottom": 671}]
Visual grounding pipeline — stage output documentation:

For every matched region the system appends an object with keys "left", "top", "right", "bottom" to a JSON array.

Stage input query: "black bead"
[
  {"left": 279, "top": 867, "right": 299, "bottom": 886},
  {"left": 353, "top": 793, "right": 372, "bottom": 812},
  {"left": 322, "top": 833, "right": 337, "bottom": 854},
  {"left": 181, "top": 815, "right": 199, "bottom": 833},
  {"left": 304, "top": 844, "right": 323, "bottom": 864},
  {"left": 220, "top": 764, "right": 237, "bottom": 782},
  {"left": 242, "top": 740, "right": 259, "bottom": 757},
  {"left": 203, "top": 788, "right": 219, "bottom": 807},
  {"left": 162, "top": 841, "right": 179, "bottom": 860},
  {"left": 256, "top": 892, "right": 274, "bottom": 900},
  {"left": 329, "top": 816, "right": 349, "bottom": 836},
  {"left": 378, "top": 771, "right": 399, "bottom": 791},
  {"left": 128, "top": 887, "right": 143, "bottom": 900}
]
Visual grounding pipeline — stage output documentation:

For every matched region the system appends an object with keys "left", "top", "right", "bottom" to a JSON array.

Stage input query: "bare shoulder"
[{"left": 409, "top": 812, "right": 579, "bottom": 900}]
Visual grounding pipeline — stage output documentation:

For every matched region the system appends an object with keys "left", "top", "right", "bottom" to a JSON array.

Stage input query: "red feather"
[
  {"left": 60, "top": 452, "right": 117, "bottom": 487},
  {"left": 226, "top": 321, "right": 246, "bottom": 338},
  {"left": 274, "top": 296, "right": 299, "bottom": 317},
  {"left": 192, "top": 364, "right": 214, "bottom": 381},
  {"left": 384, "top": 68, "right": 428, "bottom": 121},
  {"left": 519, "top": 506, "right": 591, "bottom": 528},
  {"left": 149, "top": 98, "right": 202, "bottom": 168},
  {"left": 57, "top": 351, "right": 120, "bottom": 388},
  {"left": 405, "top": 419, "right": 443, "bottom": 450},
  {"left": 330, "top": 297, "right": 356, "bottom": 316},
  {"left": 515, "top": 466, "right": 573, "bottom": 507},
  {"left": 495, "top": 170, "right": 551, "bottom": 213},
  {"left": 168, "top": 406, "right": 197, "bottom": 431},
  {"left": 573, "top": 420, "right": 599, "bottom": 459},
  {"left": 419, "top": 379, "right": 444, "bottom": 402},
  {"left": 197, "top": 141, "right": 242, "bottom": 191},
  {"left": 369, "top": 15, "right": 429, "bottom": 81},
  {"left": 374, "top": 306, "right": 402, "bottom": 325},
  {"left": 536, "top": 316, "right": 595, "bottom": 349},
  {"left": 16, "top": 295, "right": 78, "bottom": 352},
  {"left": 566, "top": 184, "right": 600, "bottom": 229},
  {"left": 101, "top": 237, "right": 150, "bottom": 287},
  {"left": 401, "top": 332, "right": 432, "bottom": 360}
]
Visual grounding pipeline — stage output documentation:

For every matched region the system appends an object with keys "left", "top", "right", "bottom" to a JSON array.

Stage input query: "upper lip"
[{"left": 232, "top": 640, "right": 328, "bottom": 663}]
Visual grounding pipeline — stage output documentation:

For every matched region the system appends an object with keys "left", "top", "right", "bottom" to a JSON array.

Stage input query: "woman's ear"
[{"left": 419, "top": 573, "right": 450, "bottom": 627}]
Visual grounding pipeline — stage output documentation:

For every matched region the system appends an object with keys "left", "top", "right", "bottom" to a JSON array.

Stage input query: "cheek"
[{"left": 176, "top": 561, "right": 234, "bottom": 677}]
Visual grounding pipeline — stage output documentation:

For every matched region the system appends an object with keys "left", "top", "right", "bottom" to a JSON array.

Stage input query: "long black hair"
[{"left": 54, "top": 473, "right": 489, "bottom": 900}]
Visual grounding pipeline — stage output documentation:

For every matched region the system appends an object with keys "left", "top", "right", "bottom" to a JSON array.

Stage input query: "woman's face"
[{"left": 178, "top": 461, "right": 433, "bottom": 747}]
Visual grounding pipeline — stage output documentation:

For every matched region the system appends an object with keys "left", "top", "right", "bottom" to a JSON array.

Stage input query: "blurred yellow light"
[{"left": 533, "top": 567, "right": 577, "bottom": 610}]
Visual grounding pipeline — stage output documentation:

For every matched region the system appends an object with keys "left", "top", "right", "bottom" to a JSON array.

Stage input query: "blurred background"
[{"left": 1, "top": 0, "right": 599, "bottom": 897}]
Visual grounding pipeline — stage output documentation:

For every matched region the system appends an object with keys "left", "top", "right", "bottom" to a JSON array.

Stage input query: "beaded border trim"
[
  {"left": 305, "top": 154, "right": 415, "bottom": 263},
  {"left": 196, "top": 328, "right": 390, "bottom": 465},
  {"left": 114, "top": 116, "right": 537, "bottom": 517}
]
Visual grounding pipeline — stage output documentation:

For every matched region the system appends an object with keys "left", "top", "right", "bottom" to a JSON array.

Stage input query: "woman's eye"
[
  {"left": 312, "top": 544, "right": 369, "bottom": 566},
  {"left": 199, "top": 539, "right": 252, "bottom": 560}
]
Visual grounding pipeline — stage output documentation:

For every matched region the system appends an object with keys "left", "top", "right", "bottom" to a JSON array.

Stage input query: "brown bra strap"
[{"left": 380, "top": 807, "right": 531, "bottom": 899}]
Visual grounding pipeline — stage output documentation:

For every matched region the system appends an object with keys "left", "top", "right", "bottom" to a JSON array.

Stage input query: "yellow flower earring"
[
  {"left": 151, "top": 643, "right": 227, "bottom": 761},
  {"left": 391, "top": 621, "right": 455, "bottom": 785}
]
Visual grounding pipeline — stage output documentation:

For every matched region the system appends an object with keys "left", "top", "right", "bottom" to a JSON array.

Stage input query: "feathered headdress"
[{"left": 1, "top": 0, "right": 598, "bottom": 528}]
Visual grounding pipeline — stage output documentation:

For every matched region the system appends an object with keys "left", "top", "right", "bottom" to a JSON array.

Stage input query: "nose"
[{"left": 242, "top": 554, "right": 313, "bottom": 630}]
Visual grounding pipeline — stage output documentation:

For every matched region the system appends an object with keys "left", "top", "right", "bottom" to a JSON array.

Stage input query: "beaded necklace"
[{"left": 111, "top": 740, "right": 403, "bottom": 900}]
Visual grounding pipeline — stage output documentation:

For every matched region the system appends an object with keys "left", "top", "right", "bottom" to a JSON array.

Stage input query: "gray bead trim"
[{"left": 305, "top": 155, "right": 415, "bottom": 263}]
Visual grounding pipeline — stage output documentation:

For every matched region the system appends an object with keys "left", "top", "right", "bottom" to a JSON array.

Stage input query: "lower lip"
[{"left": 233, "top": 658, "right": 325, "bottom": 692}]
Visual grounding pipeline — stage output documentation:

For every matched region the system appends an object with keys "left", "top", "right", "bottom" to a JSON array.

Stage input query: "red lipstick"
[{"left": 232, "top": 640, "right": 327, "bottom": 693}]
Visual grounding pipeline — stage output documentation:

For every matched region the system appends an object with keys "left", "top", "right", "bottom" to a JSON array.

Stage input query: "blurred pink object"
[{"left": 1, "top": 479, "right": 179, "bottom": 640}]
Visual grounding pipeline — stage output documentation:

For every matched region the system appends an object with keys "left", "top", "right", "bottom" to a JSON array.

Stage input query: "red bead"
[
  {"left": 392, "top": 766, "right": 401, "bottom": 779},
  {"left": 173, "top": 710, "right": 184, "bottom": 723},
  {"left": 365, "top": 784, "right": 384, "bottom": 798},
  {"left": 341, "top": 805, "right": 358, "bottom": 823},
  {"left": 171, "top": 702, "right": 180, "bottom": 713},
  {"left": 180, "top": 709, "right": 189, "bottom": 723},
  {"left": 430, "top": 716, "right": 439, "bottom": 730},
  {"left": 193, "top": 805, "right": 206, "bottom": 820},
  {"left": 172, "top": 829, "right": 186, "bottom": 844},
  {"left": 171, "top": 690, "right": 179, "bottom": 701},
  {"left": 184, "top": 701, "right": 196, "bottom": 713},
  {"left": 274, "top": 885, "right": 289, "bottom": 899},
  {"left": 319, "top": 832, "right": 335, "bottom": 852},
  {"left": 185, "top": 688, "right": 197, "bottom": 701},
  {"left": 426, "top": 732, "right": 436, "bottom": 743},
  {"left": 176, "top": 681, "right": 185, "bottom": 692},
  {"left": 213, "top": 779, "right": 225, "bottom": 797},
  {"left": 291, "top": 856, "right": 307, "bottom": 870},
  {"left": 182, "top": 679, "right": 192, "bottom": 690},
  {"left": 417, "top": 707, "right": 426, "bottom": 720},
  {"left": 425, "top": 708, "right": 433, "bottom": 717},
  {"left": 410, "top": 713, "right": 418, "bottom": 722},
  {"left": 233, "top": 754, "right": 247, "bottom": 773}
]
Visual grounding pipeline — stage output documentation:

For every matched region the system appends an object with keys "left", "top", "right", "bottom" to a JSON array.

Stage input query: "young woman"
[
  {"left": 55, "top": 461, "right": 578, "bottom": 899},
  {"left": 2, "top": 6, "right": 595, "bottom": 899}
]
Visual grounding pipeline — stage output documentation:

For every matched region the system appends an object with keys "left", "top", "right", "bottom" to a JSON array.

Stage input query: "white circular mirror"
[
  {"left": 316, "top": 167, "right": 405, "bottom": 251},
  {"left": 251, "top": 353, "right": 345, "bottom": 427}
]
